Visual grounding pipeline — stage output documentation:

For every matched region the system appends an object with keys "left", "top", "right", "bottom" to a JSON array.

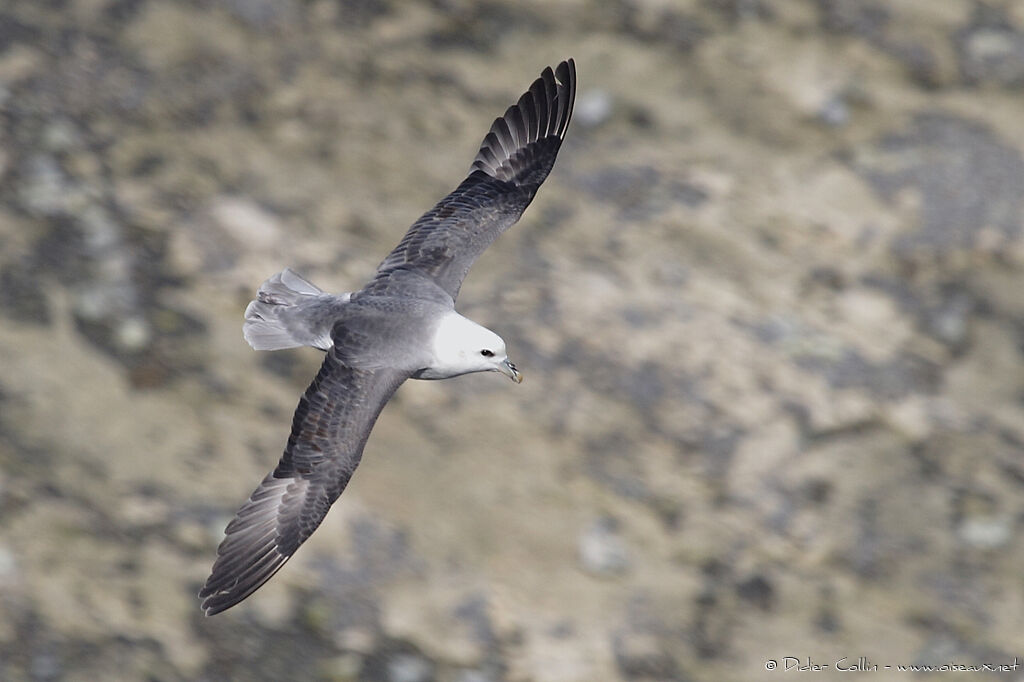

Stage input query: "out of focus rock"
[
  {"left": 612, "top": 631, "right": 679, "bottom": 680},
  {"left": 955, "top": 4, "right": 1024, "bottom": 88},
  {"left": 0, "top": 263, "right": 50, "bottom": 325},
  {"left": 19, "top": 155, "right": 73, "bottom": 217},
  {"left": 856, "top": 113, "right": 1024, "bottom": 253},
  {"left": 0, "top": 544, "right": 17, "bottom": 587},
  {"left": 575, "top": 89, "right": 613, "bottom": 128},
  {"left": 817, "top": 93, "right": 850, "bottom": 127},
  {"left": 208, "top": 197, "right": 283, "bottom": 250},
  {"left": 386, "top": 653, "right": 433, "bottom": 682},
  {"left": 957, "top": 515, "right": 1012, "bottom": 550},
  {"left": 116, "top": 317, "right": 152, "bottom": 353},
  {"left": 578, "top": 517, "right": 630, "bottom": 577},
  {"left": 454, "top": 669, "right": 498, "bottom": 682},
  {"left": 735, "top": 573, "right": 776, "bottom": 612},
  {"left": 319, "top": 652, "right": 362, "bottom": 681}
]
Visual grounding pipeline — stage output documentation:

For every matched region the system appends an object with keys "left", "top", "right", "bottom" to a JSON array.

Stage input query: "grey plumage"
[
  {"left": 200, "top": 354, "right": 408, "bottom": 615},
  {"left": 243, "top": 268, "right": 348, "bottom": 351},
  {"left": 200, "top": 59, "right": 576, "bottom": 615},
  {"left": 372, "top": 59, "right": 576, "bottom": 300}
]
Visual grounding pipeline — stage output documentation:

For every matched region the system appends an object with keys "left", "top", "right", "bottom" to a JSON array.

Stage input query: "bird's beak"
[{"left": 500, "top": 358, "right": 523, "bottom": 384}]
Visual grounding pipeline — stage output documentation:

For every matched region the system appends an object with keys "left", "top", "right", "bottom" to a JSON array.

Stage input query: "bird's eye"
[{"left": 480, "top": 349, "right": 494, "bottom": 357}]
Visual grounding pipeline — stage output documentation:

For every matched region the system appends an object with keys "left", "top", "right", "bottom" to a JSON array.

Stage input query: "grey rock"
[
  {"left": 612, "top": 631, "right": 680, "bottom": 680},
  {"left": 735, "top": 573, "right": 776, "bottom": 612},
  {"left": 0, "top": 263, "right": 51, "bottom": 325},
  {"left": 0, "top": 544, "right": 17, "bottom": 586},
  {"left": 957, "top": 516, "right": 1012, "bottom": 550},
  {"left": 955, "top": 4, "right": 1024, "bottom": 88},
  {"left": 575, "top": 89, "right": 613, "bottom": 128},
  {"left": 41, "top": 120, "right": 80, "bottom": 152},
  {"left": 818, "top": 0, "right": 889, "bottom": 38},
  {"left": 29, "top": 652, "right": 60, "bottom": 681},
  {"left": 19, "top": 155, "right": 72, "bottom": 217},
  {"left": 578, "top": 517, "right": 630, "bottom": 577},
  {"left": 960, "top": 28, "right": 1024, "bottom": 86},
  {"left": 857, "top": 113, "right": 1024, "bottom": 252},
  {"left": 386, "top": 653, "right": 433, "bottom": 682},
  {"left": 818, "top": 94, "right": 850, "bottom": 127},
  {"left": 455, "top": 670, "right": 497, "bottom": 682}
]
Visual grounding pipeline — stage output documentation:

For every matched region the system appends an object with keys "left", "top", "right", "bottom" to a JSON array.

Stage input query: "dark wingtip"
[
  {"left": 199, "top": 549, "right": 292, "bottom": 616},
  {"left": 197, "top": 473, "right": 302, "bottom": 616},
  {"left": 470, "top": 58, "right": 577, "bottom": 185}
]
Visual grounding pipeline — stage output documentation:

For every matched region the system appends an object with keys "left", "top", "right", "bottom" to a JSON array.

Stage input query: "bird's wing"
[
  {"left": 369, "top": 59, "right": 576, "bottom": 301},
  {"left": 199, "top": 344, "right": 408, "bottom": 615}
]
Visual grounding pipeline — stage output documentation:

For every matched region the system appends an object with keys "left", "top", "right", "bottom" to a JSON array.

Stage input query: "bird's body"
[{"left": 200, "top": 59, "right": 576, "bottom": 615}]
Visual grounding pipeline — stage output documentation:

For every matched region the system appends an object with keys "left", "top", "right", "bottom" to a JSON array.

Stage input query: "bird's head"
[{"left": 429, "top": 313, "right": 522, "bottom": 382}]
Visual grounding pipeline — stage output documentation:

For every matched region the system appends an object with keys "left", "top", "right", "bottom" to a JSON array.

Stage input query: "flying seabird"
[{"left": 200, "top": 59, "right": 576, "bottom": 615}]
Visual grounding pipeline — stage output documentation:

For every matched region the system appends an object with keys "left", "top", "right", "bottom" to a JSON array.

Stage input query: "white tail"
[{"left": 243, "top": 268, "right": 347, "bottom": 351}]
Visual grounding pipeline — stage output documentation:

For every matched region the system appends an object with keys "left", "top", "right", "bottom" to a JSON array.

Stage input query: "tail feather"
[
  {"left": 243, "top": 268, "right": 346, "bottom": 351},
  {"left": 257, "top": 268, "right": 324, "bottom": 302}
]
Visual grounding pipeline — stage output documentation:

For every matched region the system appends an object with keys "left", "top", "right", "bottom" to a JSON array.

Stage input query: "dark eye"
[{"left": 480, "top": 349, "right": 494, "bottom": 357}]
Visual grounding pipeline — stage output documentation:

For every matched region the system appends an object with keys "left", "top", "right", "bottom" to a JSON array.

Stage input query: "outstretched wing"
[
  {"left": 200, "top": 348, "right": 408, "bottom": 615},
  {"left": 369, "top": 59, "right": 576, "bottom": 301}
]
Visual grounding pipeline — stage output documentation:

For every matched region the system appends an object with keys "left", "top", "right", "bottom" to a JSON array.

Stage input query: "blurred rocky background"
[{"left": 2, "top": 0, "right": 1024, "bottom": 680}]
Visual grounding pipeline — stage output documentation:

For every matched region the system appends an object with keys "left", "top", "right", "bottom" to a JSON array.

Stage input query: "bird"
[{"left": 199, "top": 59, "right": 576, "bottom": 615}]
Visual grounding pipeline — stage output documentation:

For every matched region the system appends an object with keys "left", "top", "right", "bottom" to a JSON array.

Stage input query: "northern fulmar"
[{"left": 200, "top": 59, "right": 576, "bottom": 615}]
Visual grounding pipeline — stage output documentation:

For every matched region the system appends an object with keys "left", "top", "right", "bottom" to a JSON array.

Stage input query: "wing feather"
[
  {"left": 199, "top": 349, "right": 408, "bottom": 615},
  {"left": 369, "top": 59, "right": 576, "bottom": 301}
]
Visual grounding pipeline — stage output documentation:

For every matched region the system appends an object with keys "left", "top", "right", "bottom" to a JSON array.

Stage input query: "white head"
[{"left": 424, "top": 312, "right": 522, "bottom": 382}]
